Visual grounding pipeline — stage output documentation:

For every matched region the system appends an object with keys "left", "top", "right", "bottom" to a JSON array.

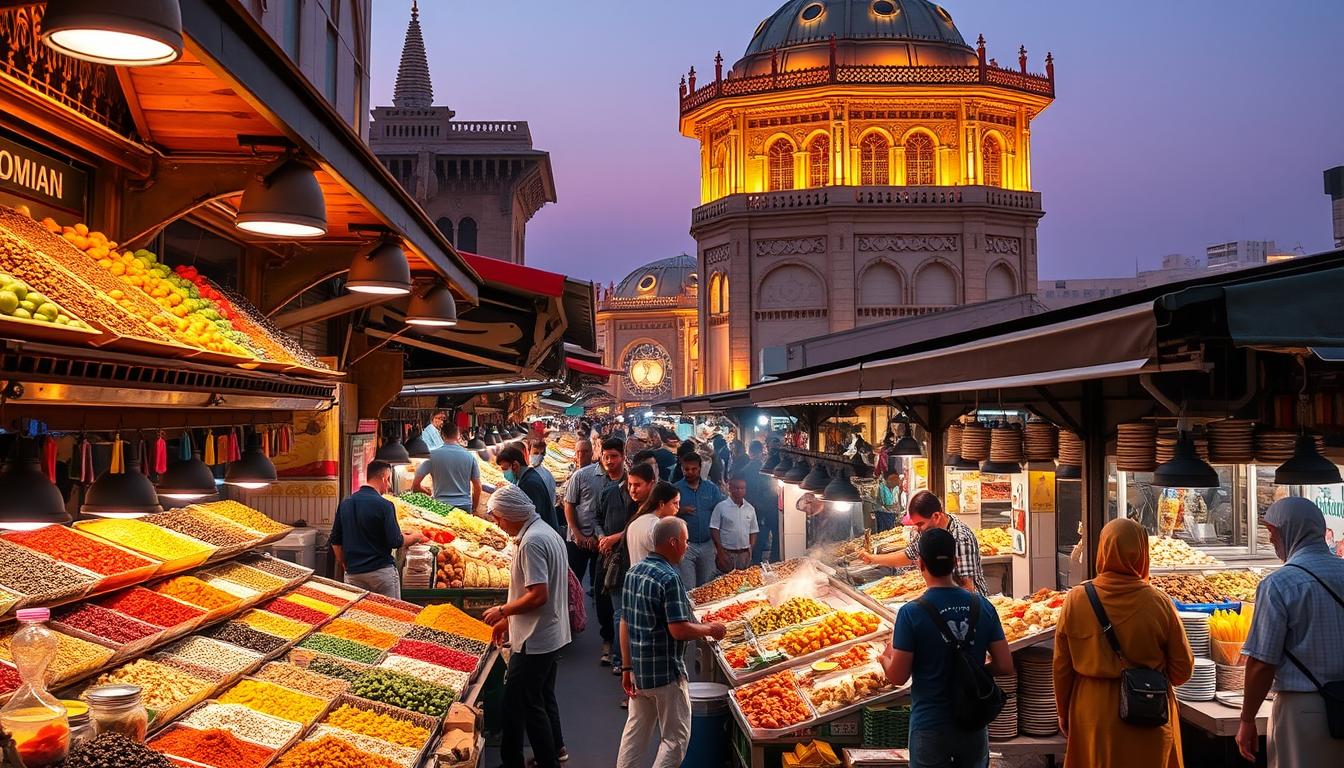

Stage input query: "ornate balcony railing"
[{"left": 691, "top": 185, "right": 1042, "bottom": 226}]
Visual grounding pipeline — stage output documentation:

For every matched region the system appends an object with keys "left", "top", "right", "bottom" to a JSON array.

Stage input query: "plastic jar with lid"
[
  {"left": 60, "top": 700, "right": 92, "bottom": 751},
  {"left": 84, "top": 684, "right": 148, "bottom": 743}
]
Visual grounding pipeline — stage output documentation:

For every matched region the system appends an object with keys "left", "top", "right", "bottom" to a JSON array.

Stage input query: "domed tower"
[
  {"left": 595, "top": 256, "right": 701, "bottom": 410},
  {"left": 680, "top": 0, "right": 1055, "bottom": 393}
]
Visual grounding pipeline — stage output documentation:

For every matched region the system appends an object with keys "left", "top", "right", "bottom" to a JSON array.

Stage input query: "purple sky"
[{"left": 370, "top": 1, "right": 1344, "bottom": 284}]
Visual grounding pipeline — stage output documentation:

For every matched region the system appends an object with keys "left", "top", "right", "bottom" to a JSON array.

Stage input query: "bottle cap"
[
  {"left": 15, "top": 608, "right": 49, "bottom": 622},
  {"left": 85, "top": 684, "right": 143, "bottom": 707}
]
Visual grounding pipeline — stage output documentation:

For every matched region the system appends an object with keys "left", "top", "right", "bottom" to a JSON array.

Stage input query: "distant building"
[
  {"left": 368, "top": 3, "right": 555, "bottom": 264},
  {"left": 595, "top": 256, "right": 700, "bottom": 409},
  {"left": 1206, "top": 240, "right": 1278, "bottom": 271}
]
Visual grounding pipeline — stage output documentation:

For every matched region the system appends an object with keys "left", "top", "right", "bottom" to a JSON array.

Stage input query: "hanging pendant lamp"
[
  {"left": 771, "top": 452, "right": 794, "bottom": 482},
  {"left": 783, "top": 458, "right": 811, "bottom": 485},
  {"left": 41, "top": 0, "right": 183, "bottom": 67},
  {"left": 347, "top": 238, "right": 412, "bottom": 296},
  {"left": 235, "top": 158, "right": 327, "bottom": 238},
  {"left": 1153, "top": 432, "right": 1219, "bottom": 489},
  {"left": 84, "top": 446, "right": 163, "bottom": 519},
  {"left": 156, "top": 452, "right": 219, "bottom": 502},
  {"left": 1275, "top": 434, "right": 1342, "bottom": 486},
  {"left": 406, "top": 283, "right": 458, "bottom": 327},
  {"left": 762, "top": 450, "right": 781, "bottom": 474},
  {"left": 0, "top": 438, "right": 70, "bottom": 530},
  {"left": 947, "top": 454, "right": 980, "bottom": 473},
  {"left": 405, "top": 429, "right": 431, "bottom": 459},
  {"left": 376, "top": 434, "right": 412, "bottom": 465},
  {"left": 799, "top": 462, "right": 830, "bottom": 492},
  {"left": 467, "top": 430, "right": 487, "bottom": 451},
  {"left": 820, "top": 470, "right": 863, "bottom": 511},
  {"left": 891, "top": 421, "right": 923, "bottom": 457},
  {"left": 225, "top": 433, "right": 278, "bottom": 489}
]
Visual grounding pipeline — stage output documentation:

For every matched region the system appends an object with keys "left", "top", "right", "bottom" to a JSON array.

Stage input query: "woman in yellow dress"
[{"left": 1053, "top": 518, "right": 1194, "bottom": 767}]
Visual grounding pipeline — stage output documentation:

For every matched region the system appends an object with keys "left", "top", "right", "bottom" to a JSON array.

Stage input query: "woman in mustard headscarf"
[{"left": 1053, "top": 518, "right": 1194, "bottom": 768}]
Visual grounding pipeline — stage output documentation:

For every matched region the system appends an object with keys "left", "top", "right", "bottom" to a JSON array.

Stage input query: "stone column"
[
  {"left": 829, "top": 223, "right": 855, "bottom": 333},
  {"left": 963, "top": 223, "right": 988, "bottom": 304}
]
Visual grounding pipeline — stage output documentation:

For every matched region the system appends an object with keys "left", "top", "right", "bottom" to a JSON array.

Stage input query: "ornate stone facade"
[
  {"left": 680, "top": 0, "right": 1054, "bottom": 391},
  {"left": 595, "top": 256, "right": 700, "bottom": 409}
]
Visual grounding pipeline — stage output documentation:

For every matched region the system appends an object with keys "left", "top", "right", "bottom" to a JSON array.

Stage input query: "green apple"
[
  {"left": 7, "top": 283, "right": 27, "bottom": 302},
  {"left": 12, "top": 307, "right": 32, "bottom": 319},
  {"left": 36, "top": 303, "right": 59, "bottom": 321},
  {"left": 0, "top": 290, "right": 17, "bottom": 315}
]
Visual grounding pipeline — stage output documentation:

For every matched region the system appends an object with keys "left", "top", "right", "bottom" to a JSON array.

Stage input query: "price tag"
[{"left": 828, "top": 720, "right": 859, "bottom": 737}]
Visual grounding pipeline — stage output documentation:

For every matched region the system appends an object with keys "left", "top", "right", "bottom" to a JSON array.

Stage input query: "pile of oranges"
[
  {"left": 778, "top": 611, "right": 881, "bottom": 657},
  {"left": 734, "top": 671, "right": 812, "bottom": 731}
]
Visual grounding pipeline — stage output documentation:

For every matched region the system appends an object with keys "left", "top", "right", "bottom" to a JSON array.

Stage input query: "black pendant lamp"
[
  {"left": 84, "top": 446, "right": 163, "bottom": 519},
  {"left": 225, "top": 433, "right": 278, "bottom": 490},
  {"left": 156, "top": 452, "right": 219, "bottom": 502},
  {"left": 947, "top": 454, "right": 980, "bottom": 473},
  {"left": 783, "top": 457, "right": 811, "bottom": 485},
  {"left": 0, "top": 439, "right": 70, "bottom": 530},
  {"left": 41, "top": 0, "right": 183, "bottom": 67},
  {"left": 483, "top": 428, "right": 498, "bottom": 447},
  {"left": 772, "top": 452, "right": 794, "bottom": 479},
  {"left": 820, "top": 470, "right": 863, "bottom": 509},
  {"left": 799, "top": 462, "right": 831, "bottom": 492},
  {"left": 1153, "top": 432, "right": 1219, "bottom": 489},
  {"left": 404, "top": 428, "right": 431, "bottom": 459},
  {"left": 375, "top": 433, "right": 412, "bottom": 465},
  {"left": 762, "top": 450, "right": 781, "bottom": 474},
  {"left": 1275, "top": 434, "right": 1342, "bottom": 486},
  {"left": 406, "top": 284, "right": 459, "bottom": 327},
  {"left": 347, "top": 238, "right": 412, "bottom": 296},
  {"left": 235, "top": 158, "right": 327, "bottom": 238},
  {"left": 1055, "top": 463, "right": 1082, "bottom": 480},
  {"left": 891, "top": 421, "right": 923, "bottom": 457},
  {"left": 467, "top": 430, "right": 487, "bottom": 451},
  {"left": 980, "top": 459, "right": 1023, "bottom": 475}
]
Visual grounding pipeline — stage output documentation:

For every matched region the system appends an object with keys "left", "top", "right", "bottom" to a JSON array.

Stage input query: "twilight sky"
[{"left": 369, "top": 1, "right": 1344, "bottom": 284}]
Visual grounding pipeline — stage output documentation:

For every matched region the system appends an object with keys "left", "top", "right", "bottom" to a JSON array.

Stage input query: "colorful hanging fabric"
[
  {"left": 204, "top": 429, "right": 215, "bottom": 465},
  {"left": 261, "top": 427, "right": 271, "bottom": 458},
  {"left": 40, "top": 435, "right": 57, "bottom": 483},
  {"left": 216, "top": 433, "right": 229, "bottom": 465},
  {"left": 155, "top": 431, "right": 168, "bottom": 474},
  {"left": 230, "top": 428, "right": 241, "bottom": 462},
  {"left": 109, "top": 435, "right": 124, "bottom": 474},
  {"left": 279, "top": 425, "right": 292, "bottom": 454},
  {"left": 69, "top": 437, "right": 83, "bottom": 482},
  {"left": 81, "top": 439, "right": 94, "bottom": 483},
  {"left": 180, "top": 430, "right": 193, "bottom": 462},
  {"left": 139, "top": 439, "right": 151, "bottom": 475}
]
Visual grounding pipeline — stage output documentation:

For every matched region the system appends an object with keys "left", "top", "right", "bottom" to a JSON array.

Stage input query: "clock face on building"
[{"left": 624, "top": 343, "right": 672, "bottom": 398}]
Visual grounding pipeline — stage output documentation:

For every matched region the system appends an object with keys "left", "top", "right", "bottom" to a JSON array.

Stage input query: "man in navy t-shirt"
[{"left": 880, "top": 528, "right": 1013, "bottom": 768}]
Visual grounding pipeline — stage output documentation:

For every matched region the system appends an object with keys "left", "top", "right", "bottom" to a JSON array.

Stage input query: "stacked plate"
[
  {"left": 1116, "top": 422, "right": 1158, "bottom": 472},
  {"left": 1180, "top": 611, "right": 1211, "bottom": 658},
  {"left": 1157, "top": 429, "right": 1209, "bottom": 464},
  {"left": 990, "top": 425, "right": 1025, "bottom": 463},
  {"left": 1017, "top": 649, "right": 1058, "bottom": 736},
  {"left": 1025, "top": 420, "right": 1059, "bottom": 462},
  {"left": 947, "top": 424, "right": 965, "bottom": 457},
  {"left": 962, "top": 424, "right": 992, "bottom": 462},
  {"left": 1217, "top": 663, "right": 1246, "bottom": 692},
  {"left": 1058, "top": 431, "right": 1084, "bottom": 469},
  {"left": 1208, "top": 419, "right": 1255, "bottom": 464},
  {"left": 1177, "top": 658, "right": 1217, "bottom": 702},
  {"left": 989, "top": 671, "right": 1019, "bottom": 740},
  {"left": 1255, "top": 430, "right": 1323, "bottom": 463}
]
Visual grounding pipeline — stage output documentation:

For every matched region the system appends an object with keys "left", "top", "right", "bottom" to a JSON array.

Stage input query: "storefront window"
[
  {"left": 1108, "top": 461, "right": 1251, "bottom": 553},
  {"left": 1257, "top": 464, "right": 1344, "bottom": 558}
]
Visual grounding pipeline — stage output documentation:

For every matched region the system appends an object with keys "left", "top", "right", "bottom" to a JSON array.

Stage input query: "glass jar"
[
  {"left": 84, "top": 684, "right": 147, "bottom": 743},
  {"left": 0, "top": 608, "right": 69, "bottom": 768},
  {"left": 60, "top": 701, "right": 92, "bottom": 751}
]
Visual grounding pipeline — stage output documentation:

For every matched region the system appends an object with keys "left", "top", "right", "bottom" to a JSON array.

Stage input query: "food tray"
[
  {"left": 738, "top": 614, "right": 894, "bottom": 687},
  {"left": 793, "top": 661, "right": 910, "bottom": 726},
  {"left": 306, "top": 724, "right": 424, "bottom": 768},
  {"left": 305, "top": 575, "right": 367, "bottom": 605},
  {"left": 0, "top": 557, "right": 101, "bottom": 610},
  {"left": 150, "top": 722, "right": 290, "bottom": 768},
  {"left": 0, "top": 590, "right": 17, "bottom": 619},
  {"left": 236, "top": 551, "right": 313, "bottom": 582},
  {"left": 225, "top": 675, "right": 338, "bottom": 728},
  {"left": 1172, "top": 600, "right": 1242, "bottom": 615},
  {"left": 51, "top": 614, "right": 165, "bottom": 666},
  {"left": 0, "top": 312, "right": 103, "bottom": 346},
  {"left": 1005, "top": 626, "right": 1057, "bottom": 653},
  {"left": 65, "top": 527, "right": 167, "bottom": 594},
  {"left": 727, "top": 673, "right": 821, "bottom": 740},
  {"left": 128, "top": 590, "right": 215, "bottom": 642},
  {"left": 188, "top": 505, "right": 294, "bottom": 547},
  {"left": 73, "top": 520, "right": 217, "bottom": 574},
  {"left": 323, "top": 692, "right": 442, "bottom": 746}
]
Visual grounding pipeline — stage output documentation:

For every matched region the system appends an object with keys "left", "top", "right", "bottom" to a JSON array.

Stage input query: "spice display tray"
[
  {"left": 727, "top": 672, "right": 821, "bottom": 741},
  {"left": 73, "top": 520, "right": 217, "bottom": 574},
  {"left": 323, "top": 691, "right": 443, "bottom": 745},
  {"left": 6, "top": 526, "right": 166, "bottom": 597},
  {"left": 52, "top": 614, "right": 166, "bottom": 666},
  {"left": 0, "top": 555, "right": 101, "bottom": 610},
  {"left": 150, "top": 722, "right": 291, "bottom": 768},
  {"left": 222, "top": 675, "right": 339, "bottom": 728}
]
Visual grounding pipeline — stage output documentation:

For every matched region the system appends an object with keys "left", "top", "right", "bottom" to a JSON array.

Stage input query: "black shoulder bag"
[
  {"left": 1282, "top": 563, "right": 1344, "bottom": 739},
  {"left": 914, "top": 596, "right": 1005, "bottom": 730},
  {"left": 1083, "top": 582, "right": 1170, "bottom": 727}
]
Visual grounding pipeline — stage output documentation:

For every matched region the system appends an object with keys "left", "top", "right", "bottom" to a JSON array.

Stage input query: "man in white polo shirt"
[{"left": 710, "top": 477, "right": 758, "bottom": 572}]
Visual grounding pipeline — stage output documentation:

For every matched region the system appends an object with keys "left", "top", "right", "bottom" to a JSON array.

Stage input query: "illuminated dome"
[
  {"left": 733, "top": 0, "right": 975, "bottom": 77},
  {"left": 613, "top": 255, "right": 698, "bottom": 299}
]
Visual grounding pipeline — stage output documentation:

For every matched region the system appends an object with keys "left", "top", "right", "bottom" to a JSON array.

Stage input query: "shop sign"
[
  {"left": 1309, "top": 484, "right": 1344, "bottom": 558},
  {"left": 0, "top": 134, "right": 86, "bottom": 218}
]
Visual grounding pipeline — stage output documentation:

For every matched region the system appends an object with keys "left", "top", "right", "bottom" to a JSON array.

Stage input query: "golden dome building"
[
  {"left": 680, "top": 0, "right": 1055, "bottom": 393},
  {"left": 595, "top": 255, "right": 700, "bottom": 410}
]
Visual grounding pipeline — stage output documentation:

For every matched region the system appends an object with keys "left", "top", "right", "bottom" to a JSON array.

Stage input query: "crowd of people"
[{"left": 332, "top": 415, "right": 1344, "bottom": 768}]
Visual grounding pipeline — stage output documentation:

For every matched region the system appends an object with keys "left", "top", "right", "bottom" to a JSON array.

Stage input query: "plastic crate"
[{"left": 861, "top": 704, "right": 910, "bottom": 749}]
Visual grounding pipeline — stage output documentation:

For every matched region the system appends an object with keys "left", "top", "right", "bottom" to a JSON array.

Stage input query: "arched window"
[
  {"left": 981, "top": 135, "right": 1002, "bottom": 188},
  {"left": 860, "top": 133, "right": 890, "bottom": 186},
  {"left": 986, "top": 264, "right": 1016, "bottom": 300},
  {"left": 719, "top": 276, "right": 730, "bottom": 314},
  {"left": 458, "top": 217, "right": 478, "bottom": 253},
  {"left": 767, "top": 139, "right": 794, "bottom": 191},
  {"left": 435, "top": 217, "right": 454, "bottom": 245},
  {"left": 860, "top": 262, "right": 904, "bottom": 307},
  {"left": 712, "top": 145, "right": 729, "bottom": 198},
  {"left": 915, "top": 262, "right": 957, "bottom": 305},
  {"left": 708, "top": 273, "right": 723, "bottom": 314},
  {"left": 808, "top": 134, "right": 830, "bottom": 188},
  {"left": 905, "top": 133, "right": 936, "bottom": 186}
]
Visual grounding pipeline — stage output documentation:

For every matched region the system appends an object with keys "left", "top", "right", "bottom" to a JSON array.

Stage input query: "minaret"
[{"left": 393, "top": 1, "right": 433, "bottom": 108}]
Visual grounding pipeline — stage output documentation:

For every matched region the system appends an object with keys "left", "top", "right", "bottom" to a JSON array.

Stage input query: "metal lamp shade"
[
  {"left": 467, "top": 432, "right": 487, "bottom": 451},
  {"left": 892, "top": 434, "right": 923, "bottom": 457},
  {"left": 41, "top": 0, "right": 183, "bottom": 66},
  {"left": 799, "top": 463, "right": 830, "bottom": 492},
  {"left": 483, "top": 429, "right": 498, "bottom": 447},
  {"left": 1275, "top": 434, "right": 1343, "bottom": 485},
  {"left": 406, "top": 285, "right": 458, "bottom": 327},
  {"left": 1056, "top": 463, "right": 1082, "bottom": 480},
  {"left": 405, "top": 430, "right": 431, "bottom": 459},
  {"left": 347, "top": 240, "right": 412, "bottom": 295},
  {"left": 375, "top": 437, "right": 412, "bottom": 465},
  {"left": 772, "top": 453, "right": 795, "bottom": 478},
  {"left": 947, "top": 454, "right": 980, "bottom": 473},
  {"left": 820, "top": 472, "right": 862, "bottom": 504},
  {"left": 783, "top": 459, "right": 811, "bottom": 485},
  {"left": 1152, "top": 434, "right": 1220, "bottom": 489},
  {"left": 0, "top": 449, "right": 71, "bottom": 530},
  {"left": 762, "top": 451, "right": 781, "bottom": 474},
  {"left": 225, "top": 436, "right": 278, "bottom": 489},
  {"left": 980, "top": 460, "right": 1023, "bottom": 475},
  {"left": 83, "top": 455, "right": 163, "bottom": 519},
  {"left": 235, "top": 159, "right": 327, "bottom": 238},
  {"left": 156, "top": 453, "right": 219, "bottom": 501}
]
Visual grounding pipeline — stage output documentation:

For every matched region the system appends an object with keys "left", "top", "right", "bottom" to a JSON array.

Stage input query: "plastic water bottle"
[{"left": 0, "top": 608, "right": 69, "bottom": 767}]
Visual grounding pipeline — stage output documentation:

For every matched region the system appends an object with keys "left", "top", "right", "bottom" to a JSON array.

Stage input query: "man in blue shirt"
[
  {"left": 331, "top": 461, "right": 426, "bottom": 598},
  {"left": 881, "top": 528, "right": 1012, "bottom": 768},
  {"left": 411, "top": 421, "right": 481, "bottom": 512},
  {"left": 674, "top": 453, "right": 726, "bottom": 588},
  {"left": 616, "top": 517, "right": 725, "bottom": 768},
  {"left": 422, "top": 411, "right": 446, "bottom": 451}
]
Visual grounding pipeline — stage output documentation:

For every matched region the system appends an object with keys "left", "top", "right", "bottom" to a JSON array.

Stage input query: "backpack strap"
[
  {"left": 914, "top": 595, "right": 980, "bottom": 651},
  {"left": 1278, "top": 563, "right": 1344, "bottom": 691},
  {"left": 1084, "top": 582, "right": 1130, "bottom": 667}
]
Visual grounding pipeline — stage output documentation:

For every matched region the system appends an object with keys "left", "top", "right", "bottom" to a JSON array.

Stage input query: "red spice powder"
[
  {"left": 0, "top": 663, "right": 19, "bottom": 694},
  {"left": 388, "top": 639, "right": 476, "bottom": 672},
  {"left": 98, "top": 587, "right": 205, "bottom": 628},
  {"left": 56, "top": 604, "right": 160, "bottom": 644},
  {"left": 259, "top": 598, "right": 328, "bottom": 625},
  {"left": 5, "top": 526, "right": 154, "bottom": 576},
  {"left": 148, "top": 726, "right": 273, "bottom": 768},
  {"left": 360, "top": 593, "right": 421, "bottom": 613},
  {"left": 353, "top": 600, "right": 419, "bottom": 622}
]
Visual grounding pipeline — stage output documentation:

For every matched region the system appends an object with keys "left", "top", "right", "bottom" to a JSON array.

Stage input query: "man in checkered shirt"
[
  {"left": 860, "top": 490, "right": 989, "bottom": 594},
  {"left": 616, "top": 517, "right": 726, "bottom": 768}
]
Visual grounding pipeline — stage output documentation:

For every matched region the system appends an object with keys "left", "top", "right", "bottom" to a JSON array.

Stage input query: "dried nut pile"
[
  {"left": 62, "top": 732, "right": 174, "bottom": 768},
  {"left": 237, "top": 610, "right": 310, "bottom": 640},
  {"left": 322, "top": 704, "right": 431, "bottom": 748},
  {"left": 403, "top": 625, "right": 488, "bottom": 656},
  {"left": 1149, "top": 537, "right": 1223, "bottom": 567},
  {"left": 254, "top": 662, "right": 351, "bottom": 699},
  {"left": 0, "top": 539, "right": 96, "bottom": 599},
  {"left": 306, "top": 725, "right": 420, "bottom": 768},
  {"left": 1151, "top": 574, "right": 1229, "bottom": 604},
  {"left": 748, "top": 598, "right": 832, "bottom": 635},
  {"left": 201, "top": 622, "right": 288, "bottom": 655},
  {"left": 180, "top": 703, "right": 304, "bottom": 750},
  {"left": 3, "top": 526, "right": 153, "bottom": 576},
  {"left": 274, "top": 735, "right": 402, "bottom": 768},
  {"left": 162, "top": 636, "right": 263, "bottom": 674},
  {"left": 194, "top": 500, "right": 290, "bottom": 535},
  {"left": 55, "top": 604, "right": 160, "bottom": 644},
  {"left": 204, "top": 563, "right": 287, "bottom": 592},
  {"left": 378, "top": 655, "right": 469, "bottom": 693},
  {"left": 88, "top": 659, "right": 211, "bottom": 711},
  {"left": 1204, "top": 570, "right": 1262, "bottom": 602},
  {"left": 297, "top": 633, "right": 383, "bottom": 664},
  {"left": 341, "top": 610, "right": 413, "bottom": 638},
  {"left": 321, "top": 619, "right": 399, "bottom": 650},
  {"left": 77, "top": 519, "right": 213, "bottom": 562},
  {"left": 147, "top": 509, "right": 257, "bottom": 549},
  {"left": 218, "top": 679, "right": 328, "bottom": 725}
]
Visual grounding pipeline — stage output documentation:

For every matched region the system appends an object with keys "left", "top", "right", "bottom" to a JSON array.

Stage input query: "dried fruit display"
[
  {"left": 800, "top": 667, "right": 893, "bottom": 714},
  {"left": 1149, "top": 536, "right": 1223, "bottom": 567},
  {"left": 976, "top": 527, "right": 1013, "bottom": 555},
  {"left": 1205, "top": 570, "right": 1262, "bottom": 602},
  {"left": 733, "top": 671, "right": 813, "bottom": 731},
  {"left": 434, "top": 545, "right": 508, "bottom": 589},
  {"left": 1152, "top": 574, "right": 1230, "bottom": 604},
  {"left": 702, "top": 599, "right": 767, "bottom": 624},
  {"left": 861, "top": 571, "right": 927, "bottom": 602},
  {"left": 747, "top": 598, "right": 832, "bottom": 636},
  {"left": 774, "top": 611, "right": 881, "bottom": 657}
]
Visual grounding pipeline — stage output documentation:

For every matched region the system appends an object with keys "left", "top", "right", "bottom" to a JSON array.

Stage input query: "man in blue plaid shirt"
[{"left": 616, "top": 517, "right": 726, "bottom": 768}]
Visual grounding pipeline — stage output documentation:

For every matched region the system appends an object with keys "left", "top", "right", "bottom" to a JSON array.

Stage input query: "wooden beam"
[
  {"left": 113, "top": 68, "right": 154, "bottom": 146},
  {"left": 118, "top": 156, "right": 270, "bottom": 248},
  {"left": 273, "top": 292, "right": 387, "bottom": 330}
]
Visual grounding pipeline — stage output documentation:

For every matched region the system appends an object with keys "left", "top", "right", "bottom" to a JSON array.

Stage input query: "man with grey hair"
[
  {"left": 482, "top": 484, "right": 571, "bottom": 768},
  {"left": 617, "top": 516, "right": 726, "bottom": 768}
]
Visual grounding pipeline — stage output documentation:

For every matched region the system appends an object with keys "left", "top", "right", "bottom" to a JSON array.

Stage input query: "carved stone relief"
[
  {"left": 984, "top": 236, "right": 1022, "bottom": 256},
  {"left": 857, "top": 235, "right": 960, "bottom": 253},
  {"left": 753, "top": 237, "right": 826, "bottom": 258}
]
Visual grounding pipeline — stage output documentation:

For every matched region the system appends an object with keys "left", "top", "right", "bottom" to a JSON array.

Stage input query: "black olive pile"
[{"left": 59, "top": 733, "right": 173, "bottom": 768}]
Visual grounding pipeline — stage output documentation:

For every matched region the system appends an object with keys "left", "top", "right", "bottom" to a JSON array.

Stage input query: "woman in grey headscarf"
[{"left": 1237, "top": 497, "right": 1344, "bottom": 766}]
